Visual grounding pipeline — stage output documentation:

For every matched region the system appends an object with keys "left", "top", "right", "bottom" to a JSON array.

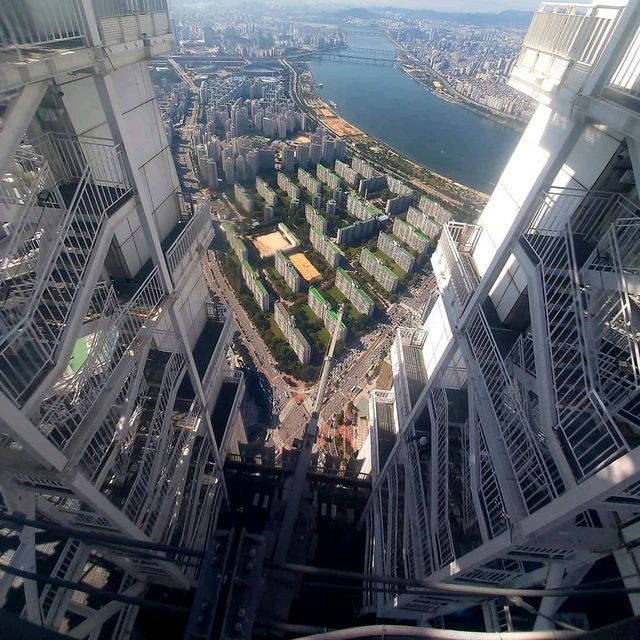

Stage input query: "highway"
[
  {"left": 320, "top": 306, "right": 411, "bottom": 424},
  {"left": 168, "top": 57, "right": 200, "bottom": 94},
  {"left": 205, "top": 252, "right": 291, "bottom": 405}
]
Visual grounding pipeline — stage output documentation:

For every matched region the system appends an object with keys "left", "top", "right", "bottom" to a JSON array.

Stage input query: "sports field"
[
  {"left": 290, "top": 252, "right": 321, "bottom": 281},
  {"left": 252, "top": 231, "right": 294, "bottom": 258}
]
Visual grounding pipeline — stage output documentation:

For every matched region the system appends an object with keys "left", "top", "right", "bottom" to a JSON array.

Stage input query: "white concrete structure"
[
  {"left": 363, "top": 0, "right": 640, "bottom": 629},
  {"left": 0, "top": 2, "right": 244, "bottom": 636}
]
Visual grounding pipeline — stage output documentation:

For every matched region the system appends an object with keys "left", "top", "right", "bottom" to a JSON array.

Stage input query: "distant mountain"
[
  {"left": 333, "top": 7, "right": 381, "bottom": 19},
  {"left": 338, "top": 7, "right": 533, "bottom": 29}
]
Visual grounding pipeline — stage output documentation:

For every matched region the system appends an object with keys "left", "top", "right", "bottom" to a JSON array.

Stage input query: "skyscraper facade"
[
  {"left": 362, "top": 0, "right": 640, "bottom": 629},
  {"left": 0, "top": 1, "right": 245, "bottom": 635}
]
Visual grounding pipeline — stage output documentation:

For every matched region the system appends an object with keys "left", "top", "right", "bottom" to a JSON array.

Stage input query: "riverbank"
[
  {"left": 400, "top": 61, "right": 527, "bottom": 134},
  {"left": 286, "top": 57, "right": 490, "bottom": 216},
  {"left": 385, "top": 33, "right": 528, "bottom": 134}
]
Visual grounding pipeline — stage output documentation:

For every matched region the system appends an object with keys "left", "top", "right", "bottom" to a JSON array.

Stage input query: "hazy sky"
[{"left": 339, "top": 0, "right": 539, "bottom": 13}]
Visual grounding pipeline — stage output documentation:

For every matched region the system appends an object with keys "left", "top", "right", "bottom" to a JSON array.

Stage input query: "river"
[{"left": 308, "top": 31, "right": 522, "bottom": 194}]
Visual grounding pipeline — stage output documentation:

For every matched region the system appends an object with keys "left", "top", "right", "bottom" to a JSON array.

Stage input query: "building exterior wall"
[
  {"left": 363, "top": 0, "right": 640, "bottom": 624},
  {"left": 336, "top": 268, "right": 375, "bottom": 317},
  {"left": 274, "top": 301, "right": 311, "bottom": 364},
  {"left": 360, "top": 248, "right": 398, "bottom": 293},
  {"left": 393, "top": 217, "right": 429, "bottom": 254},
  {"left": 309, "top": 226, "right": 342, "bottom": 268},
  {"left": 378, "top": 232, "right": 415, "bottom": 274},
  {"left": 275, "top": 250, "right": 302, "bottom": 293},
  {"left": 298, "top": 167, "right": 321, "bottom": 194},
  {"left": 336, "top": 217, "right": 378, "bottom": 247},
  {"left": 256, "top": 176, "right": 277, "bottom": 206},
  {"left": 305, "top": 204, "right": 329, "bottom": 234}
]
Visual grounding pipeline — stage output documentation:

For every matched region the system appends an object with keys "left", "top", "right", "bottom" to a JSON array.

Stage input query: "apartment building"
[
  {"left": 336, "top": 268, "right": 375, "bottom": 317},
  {"left": 309, "top": 226, "right": 342, "bottom": 268},
  {"left": 317, "top": 163, "right": 341, "bottom": 190},
  {"left": 336, "top": 217, "right": 378, "bottom": 247},
  {"left": 277, "top": 171, "right": 301, "bottom": 200},
  {"left": 256, "top": 176, "right": 277, "bottom": 207},
  {"left": 305, "top": 204, "right": 329, "bottom": 234},
  {"left": 377, "top": 231, "right": 415, "bottom": 274},
  {"left": 335, "top": 159, "right": 359, "bottom": 186},
  {"left": 274, "top": 301, "right": 311, "bottom": 364},
  {"left": 360, "top": 248, "right": 399, "bottom": 293},
  {"left": 241, "top": 260, "right": 270, "bottom": 311},
  {"left": 308, "top": 288, "right": 347, "bottom": 342},
  {"left": 298, "top": 167, "right": 321, "bottom": 194},
  {"left": 275, "top": 250, "right": 302, "bottom": 294},
  {"left": 393, "top": 217, "right": 430, "bottom": 254}
]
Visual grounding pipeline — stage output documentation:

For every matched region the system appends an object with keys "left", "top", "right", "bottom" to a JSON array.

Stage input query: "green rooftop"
[{"left": 242, "top": 260, "right": 255, "bottom": 276}]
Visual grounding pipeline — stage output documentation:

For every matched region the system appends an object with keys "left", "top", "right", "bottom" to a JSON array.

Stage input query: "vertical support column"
[
  {"left": 77, "top": 0, "right": 103, "bottom": 47},
  {"left": 93, "top": 72, "right": 229, "bottom": 507}
]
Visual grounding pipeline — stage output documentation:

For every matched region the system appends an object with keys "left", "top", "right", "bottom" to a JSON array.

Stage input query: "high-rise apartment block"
[
  {"left": 308, "top": 288, "right": 347, "bottom": 342},
  {"left": 360, "top": 248, "right": 399, "bottom": 293},
  {"left": 241, "top": 261, "right": 270, "bottom": 311},
  {"left": 223, "top": 223, "right": 249, "bottom": 261},
  {"left": 282, "top": 145, "right": 295, "bottom": 173},
  {"left": 298, "top": 167, "right": 321, "bottom": 194},
  {"left": 277, "top": 171, "right": 301, "bottom": 201},
  {"left": 234, "top": 182, "right": 254, "bottom": 212},
  {"left": 336, "top": 218, "right": 378, "bottom": 247},
  {"left": 419, "top": 194, "right": 451, "bottom": 225},
  {"left": 335, "top": 159, "right": 359, "bottom": 186},
  {"left": 347, "top": 193, "right": 383, "bottom": 220},
  {"left": 305, "top": 204, "right": 329, "bottom": 234},
  {"left": 377, "top": 231, "right": 416, "bottom": 273},
  {"left": 275, "top": 250, "right": 302, "bottom": 294},
  {"left": 256, "top": 176, "right": 278, "bottom": 206},
  {"left": 296, "top": 142, "right": 310, "bottom": 168},
  {"left": 309, "top": 226, "right": 343, "bottom": 268},
  {"left": 363, "top": 0, "right": 640, "bottom": 627},
  {"left": 335, "top": 269, "right": 375, "bottom": 317},
  {"left": 0, "top": 1, "right": 246, "bottom": 634},
  {"left": 385, "top": 178, "right": 414, "bottom": 214},
  {"left": 274, "top": 301, "right": 311, "bottom": 364},
  {"left": 351, "top": 155, "right": 377, "bottom": 179},
  {"left": 393, "top": 217, "right": 430, "bottom": 254},
  {"left": 317, "top": 164, "right": 341, "bottom": 190},
  {"left": 407, "top": 205, "right": 444, "bottom": 240}
]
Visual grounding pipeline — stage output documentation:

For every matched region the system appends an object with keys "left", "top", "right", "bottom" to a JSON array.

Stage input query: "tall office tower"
[
  {"left": 362, "top": 0, "right": 640, "bottom": 629},
  {"left": 0, "top": 1, "right": 245, "bottom": 636}
]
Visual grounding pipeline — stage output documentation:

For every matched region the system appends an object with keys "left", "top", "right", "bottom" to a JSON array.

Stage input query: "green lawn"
[
  {"left": 269, "top": 315, "right": 286, "bottom": 341},
  {"left": 326, "top": 286, "right": 347, "bottom": 306}
]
